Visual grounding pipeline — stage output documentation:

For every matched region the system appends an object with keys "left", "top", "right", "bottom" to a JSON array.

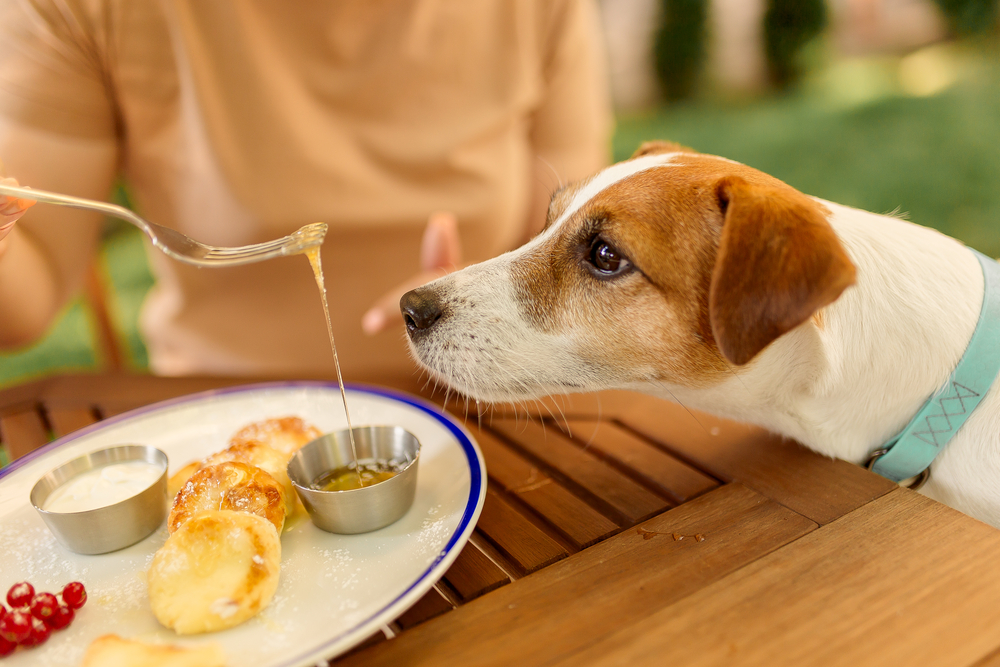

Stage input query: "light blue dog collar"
[{"left": 868, "top": 249, "right": 1000, "bottom": 485}]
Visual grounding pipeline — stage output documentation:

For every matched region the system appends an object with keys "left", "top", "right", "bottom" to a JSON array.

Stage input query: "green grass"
[{"left": 2, "top": 45, "right": 999, "bottom": 390}]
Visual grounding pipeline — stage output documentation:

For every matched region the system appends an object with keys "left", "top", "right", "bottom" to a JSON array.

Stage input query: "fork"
[{"left": 0, "top": 183, "right": 327, "bottom": 267}]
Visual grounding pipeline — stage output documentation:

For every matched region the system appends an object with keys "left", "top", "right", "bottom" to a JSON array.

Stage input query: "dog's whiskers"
[
  {"left": 502, "top": 356, "right": 569, "bottom": 430},
  {"left": 655, "top": 382, "right": 713, "bottom": 437},
  {"left": 582, "top": 394, "right": 603, "bottom": 450},
  {"left": 413, "top": 334, "right": 585, "bottom": 439},
  {"left": 557, "top": 395, "right": 573, "bottom": 438},
  {"left": 711, "top": 346, "right": 753, "bottom": 398},
  {"left": 536, "top": 155, "right": 566, "bottom": 190}
]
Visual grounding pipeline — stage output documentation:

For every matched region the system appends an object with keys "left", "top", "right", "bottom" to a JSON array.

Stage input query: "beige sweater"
[{"left": 0, "top": 0, "right": 611, "bottom": 378}]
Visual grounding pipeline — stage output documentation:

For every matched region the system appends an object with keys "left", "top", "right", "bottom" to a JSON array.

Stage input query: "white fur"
[
  {"left": 651, "top": 201, "right": 997, "bottom": 526},
  {"left": 546, "top": 152, "right": 684, "bottom": 233},
  {"left": 407, "top": 167, "right": 1000, "bottom": 529},
  {"left": 408, "top": 255, "right": 600, "bottom": 402}
]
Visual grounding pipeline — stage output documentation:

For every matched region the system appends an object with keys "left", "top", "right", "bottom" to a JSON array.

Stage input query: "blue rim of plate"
[{"left": 0, "top": 381, "right": 485, "bottom": 665}]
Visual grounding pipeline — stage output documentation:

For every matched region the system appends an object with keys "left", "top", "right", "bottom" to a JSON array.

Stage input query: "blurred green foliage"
[
  {"left": 764, "top": 0, "right": 828, "bottom": 89},
  {"left": 655, "top": 0, "right": 827, "bottom": 100},
  {"left": 933, "top": 0, "right": 999, "bottom": 36},
  {"left": 653, "top": 0, "right": 708, "bottom": 100}
]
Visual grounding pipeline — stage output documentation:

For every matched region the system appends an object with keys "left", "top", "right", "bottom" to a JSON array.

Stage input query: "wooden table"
[{"left": 3, "top": 373, "right": 1000, "bottom": 666}]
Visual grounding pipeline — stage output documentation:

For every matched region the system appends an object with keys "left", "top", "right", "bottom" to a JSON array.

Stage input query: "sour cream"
[{"left": 43, "top": 461, "right": 163, "bottom": 513}]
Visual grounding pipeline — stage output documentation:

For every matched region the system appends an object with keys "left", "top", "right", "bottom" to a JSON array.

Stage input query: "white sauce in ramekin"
[{"left": 43, "top": 461, "right": 162, "bottom": 513}]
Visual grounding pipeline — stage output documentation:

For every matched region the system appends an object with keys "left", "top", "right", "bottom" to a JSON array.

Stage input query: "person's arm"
[
  {"left": 0, "top": 0, "right": 122, "bottom": 348},
  {"left": 0, "top": 119, "right": 117, "bottom": 348},
  {"left": 0, "top": 177, "right": 35, "bottom": 251}
]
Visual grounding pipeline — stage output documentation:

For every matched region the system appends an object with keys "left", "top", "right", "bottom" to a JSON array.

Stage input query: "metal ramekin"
[
  {"left": 30, "top": 445, "right": 169, "bottom": 554},
  {"left": 288, "top": 426, "right": 420, "bottom": 534}
]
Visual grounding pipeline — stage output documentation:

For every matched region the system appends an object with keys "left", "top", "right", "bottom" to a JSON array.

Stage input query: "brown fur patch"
[
  {"left": 508, "top": 150, "right": 855, "bottom": 386},
  {"left": 710, "top": 176, "right": 855, "bottom": 364}
]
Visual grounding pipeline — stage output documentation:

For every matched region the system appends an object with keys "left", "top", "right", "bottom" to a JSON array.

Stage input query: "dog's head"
[{"left": 400, "top": 142, "right": 857, "bottom": 402}]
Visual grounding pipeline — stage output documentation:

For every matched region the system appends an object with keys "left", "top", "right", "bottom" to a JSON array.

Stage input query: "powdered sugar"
[
  {"left": 0, "top": 518, "right": 91, "bottom": 585},
  {"left": 210, "top": 597, "right": 239, "bottom": 619}
]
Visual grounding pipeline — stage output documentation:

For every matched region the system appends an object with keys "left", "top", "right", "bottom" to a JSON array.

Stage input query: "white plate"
[{"left": 0, "top": 382, "right": 485, "bottom": 666}]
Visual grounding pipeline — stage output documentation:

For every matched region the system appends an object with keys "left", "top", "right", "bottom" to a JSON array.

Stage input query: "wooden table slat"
[
  {"left": 47, "top": 406, "right": 100, "bottom": 439},
  {"left": 6, "top": 376, "right": 1000, "bottom": 667},
  {"left": 440, "top": 539, "right": 512, "bottom": 602},
  {"left": 335, "top": 630, "right": 387, "bottom": 663},
  {"left": 472, "top": 426, "right": 618, "bottom": 549},
  {"left": 337, "top": 484, "right": 817, "bottom": 667},
  {"left": 557, "top": 490, "right": 1000, "bottom": 667},
  {"left": 476, "top": 488, "right": 569, "bottom": 574},
  {"left": 566, "top": 419, "right": 719, "bottom": 503},
  {"left": 489, "top": 420, "right": 668, "bottom": 525},
  {"left": 393, "top": 587, "right": 455, "bottom": 630},
  {"left": 616, "top": 405, "right": 897, "bottom": 525},
  {"left": 97, "top": 403, "right": 145, "bottom": 419},
  {"left": 0, "top": 409, "right": 50, "bottom": 461}
]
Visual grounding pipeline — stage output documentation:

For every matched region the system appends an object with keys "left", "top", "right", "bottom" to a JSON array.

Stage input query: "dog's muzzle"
[{"left": 400, "top": 287, "right": 445, "bottom": 340}]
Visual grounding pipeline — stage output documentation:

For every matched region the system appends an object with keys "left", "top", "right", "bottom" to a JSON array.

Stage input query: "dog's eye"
[{"left": 588, "top": 238, "right": 632, "bottom": 276}]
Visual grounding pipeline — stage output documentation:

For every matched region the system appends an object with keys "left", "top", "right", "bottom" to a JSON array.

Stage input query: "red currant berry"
[
  {"left": 61, "top": 582, "right": 86, "bottom": 610},
  {"left": 0, "top": 635, "right": 15, "bottom": 656},
  {"left": 0, "top": 609, "right": 31, "bottom": 644},
  {"left": 24, "top": 617, "right": 50, "bottom": 646},
  {"left": 0, "top": 603, "right": 6, "bottom": 620},
  {"left": 6, "top": 582, "right": 33, "bottom": 609},
  {"left": 44, "top": 604, "right": 74, "bottom": 631},
  {"left": 29, "top": 592, "right": 59, "bottom": 621}
]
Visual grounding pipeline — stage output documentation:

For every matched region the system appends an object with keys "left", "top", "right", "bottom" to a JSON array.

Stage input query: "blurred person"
[{"left": 0, "top": 0, "right": 611, "bottom": 379}]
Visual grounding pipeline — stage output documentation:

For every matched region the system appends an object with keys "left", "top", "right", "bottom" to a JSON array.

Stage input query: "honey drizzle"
[
  {"left": 305, "top": 247, "right": 363, "bottom": 487},
  {"left": 311, "top": 464, "right": 400, "bottom": 492}
]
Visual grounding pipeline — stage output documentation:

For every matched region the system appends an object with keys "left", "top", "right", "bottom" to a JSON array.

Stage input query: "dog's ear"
[
  {"left": 709, "top": 175, "right": 856, "bottom": 366},
  {"left": 631, "top": 140, "right": 696, "bottom": 159}
]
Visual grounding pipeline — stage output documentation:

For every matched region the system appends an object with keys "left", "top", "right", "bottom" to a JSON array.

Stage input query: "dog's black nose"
[{"left": 400, "top": 288, "right": 444, "bottom": 337}]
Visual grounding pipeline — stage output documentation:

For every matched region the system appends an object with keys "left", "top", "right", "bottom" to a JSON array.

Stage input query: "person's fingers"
[
  {"left": 0, "top": 199, "right": 34, "bottom": 216},
  {"left": 420, "top": 211, "right": 461, "bottom": 271},
  {"left": 0, "top": 220, "right": 14, "bottom": 241},
  {"left": 0, "top": 175, "right": 32, "bottom": 256},
  {"left": 362, "top": 212, "right": 466, "bottom": 336},
  {"left": 0, "top": 177, "right": 35, "bottom": 224},
  {"left": 360, "top": 307, "right": 386, "bottom": 336},
  {"left": 0, "top": 217, "right": 17, "bottom": 255},
  {"left": 362, "top": 268, "right": 448, "bottom": 335},
  {"left": 0, "top": 202, "right": 34, "bottom": 240}
]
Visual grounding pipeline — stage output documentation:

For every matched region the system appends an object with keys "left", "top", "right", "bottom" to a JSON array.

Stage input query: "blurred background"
[{"left": 1, "top": 0, "right": 998, "bottom": 391}]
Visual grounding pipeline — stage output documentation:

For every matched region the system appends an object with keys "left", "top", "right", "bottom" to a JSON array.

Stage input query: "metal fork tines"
[
  {"left": 202, "top": 223, "right": 328, "bottom": 263},
  {"left": 0, "top": 183, "right": 327, "bottom": 267}
]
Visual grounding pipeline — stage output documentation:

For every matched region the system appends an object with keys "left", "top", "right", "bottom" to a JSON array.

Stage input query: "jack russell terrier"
[{"left": 400, "top": 141, "right": 1000, "bottom": 529}]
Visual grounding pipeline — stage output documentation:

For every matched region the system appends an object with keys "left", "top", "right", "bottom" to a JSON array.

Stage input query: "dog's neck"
[{"left": 644, "top": 202, "right": 984, "bottom": 465}]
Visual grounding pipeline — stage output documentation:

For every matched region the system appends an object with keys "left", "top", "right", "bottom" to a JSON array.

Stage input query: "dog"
[{"left": 400, "top": 141, "right": 1000, "bottom": 529}]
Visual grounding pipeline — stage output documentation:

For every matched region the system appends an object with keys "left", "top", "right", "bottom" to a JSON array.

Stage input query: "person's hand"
[
  {"left": 0, "top": 177, "right": 36, "bottom": 251},
  {"left": 362, "top": 211, "right": 463, "bottom": 335}
]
